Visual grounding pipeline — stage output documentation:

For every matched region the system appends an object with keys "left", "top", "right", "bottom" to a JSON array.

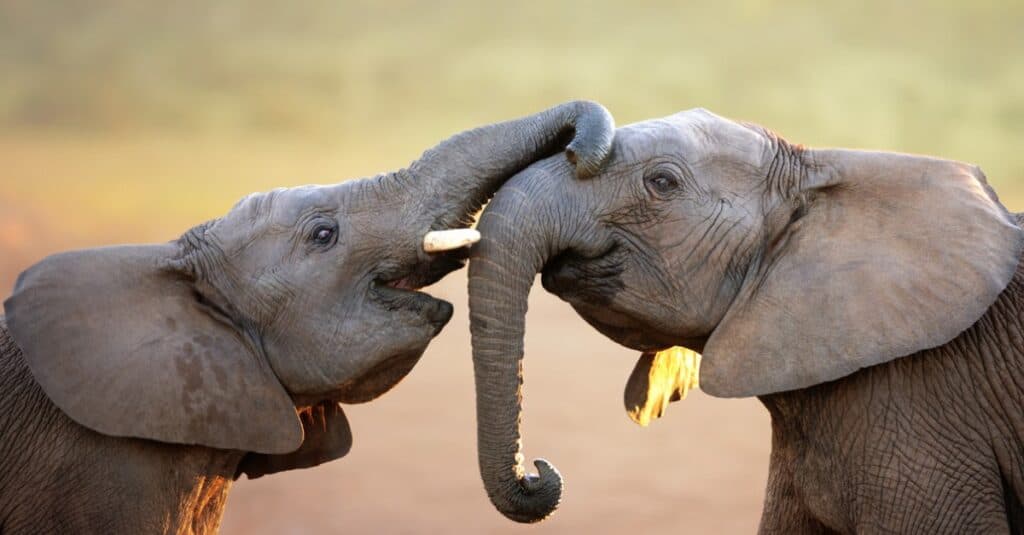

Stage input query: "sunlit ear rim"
[{"left": 423, "top": 228, "right": 481, "bottom": 253}]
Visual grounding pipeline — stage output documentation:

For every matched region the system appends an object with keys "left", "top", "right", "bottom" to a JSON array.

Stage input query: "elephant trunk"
[
  {"left": 467, "top": 159, "right": 583, "bottom": 523},
  {"left": 399, "top": 100, "right": 613, "bottom": 230}
]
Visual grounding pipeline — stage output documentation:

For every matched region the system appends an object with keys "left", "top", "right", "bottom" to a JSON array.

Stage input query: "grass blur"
[{"left": 1, "top": 2, "right": 1022, "bottom": 533}]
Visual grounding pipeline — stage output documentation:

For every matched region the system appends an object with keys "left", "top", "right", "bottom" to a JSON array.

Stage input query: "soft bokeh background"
[{"left": 2, "top": 1, "right": 1022, "bottom": 533}]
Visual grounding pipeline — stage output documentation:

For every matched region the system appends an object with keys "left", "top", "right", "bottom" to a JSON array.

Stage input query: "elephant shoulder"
[
  {"left": 0, "top": 314, "right": 44, "bottom": 407},
  {"left": 0, "top": 314, "right": 69, "bottom": 438},
  {"left": 0, "top": 315, "right": 70, "bottom": 496},
  {"left": 0, "top": 314, "right": 15, "bottom": 364},
  {"left": 0, "top": 315, "right": 96, "bottom": 459}
]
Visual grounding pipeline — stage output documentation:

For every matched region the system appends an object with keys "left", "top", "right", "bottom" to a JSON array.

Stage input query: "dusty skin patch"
[{"left": 625, "top": 347, "right": 701, "bottom": 427}]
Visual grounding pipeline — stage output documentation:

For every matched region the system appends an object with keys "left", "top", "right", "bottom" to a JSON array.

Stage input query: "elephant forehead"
[
  {"left": 207, "top": 185, "right": 342, "bottom": 249},
  {"left": 274, "top": 185, "right": 344, "bottom": 222},
  {"left": 232, "top": 185, "right": 339, "bottom": 225},
  {"left": 613, "top": 120, "right": 680, "bottom": 160},
  {"left": 616, "top": 109, "right": 769, "bottom": 169}
]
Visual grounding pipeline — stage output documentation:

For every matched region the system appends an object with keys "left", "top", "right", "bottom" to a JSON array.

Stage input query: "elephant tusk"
[{"left": 423, "top": 228, "right": 481, "bottom": 253}]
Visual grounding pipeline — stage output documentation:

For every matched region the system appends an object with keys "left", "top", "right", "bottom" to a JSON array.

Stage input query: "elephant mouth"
[
  {"left": 541, "top": 243, "right": 625, "bottom": 304},
  {"left": 542, "top": 252, "right": 704, "bottom": 352},
  {"left": 339, "top": 250, "right": 467, "bottom": 404},
  {"left": 380, "top": 249, "right": 466, "bottom": 290},
  {"left": 372, "top": 253, "right": 463, "bottom": 328}
]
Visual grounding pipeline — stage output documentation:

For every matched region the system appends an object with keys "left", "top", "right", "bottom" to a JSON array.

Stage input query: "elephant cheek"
[{"left": 623, "top": 347, "right": 702, "bottom": 426}]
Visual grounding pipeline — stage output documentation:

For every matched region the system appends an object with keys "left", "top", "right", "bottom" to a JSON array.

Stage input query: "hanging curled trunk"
[{"left": 468, "top": 159, "right": 587, "bottom": 523}]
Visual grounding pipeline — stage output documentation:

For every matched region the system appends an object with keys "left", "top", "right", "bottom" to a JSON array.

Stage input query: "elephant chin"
[
  {"left": 335, "top": 350, "right": 425, "bottom": 404},
  {"left": 574, "top": 306, "right": 692, "bottom": 353}
]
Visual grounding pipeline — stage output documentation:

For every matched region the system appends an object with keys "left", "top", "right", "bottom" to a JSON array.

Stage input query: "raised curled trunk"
[
  {"left": 398, "top": 100, "right": 613, "bottom": 229},
  {"left": 468, "top": 160, "right": 581, "bottom": 522}
]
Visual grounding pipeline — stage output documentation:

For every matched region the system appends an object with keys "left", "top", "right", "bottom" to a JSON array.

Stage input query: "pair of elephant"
[{"left": 1, "top": 101, "right": 1022, "bottom": 534}]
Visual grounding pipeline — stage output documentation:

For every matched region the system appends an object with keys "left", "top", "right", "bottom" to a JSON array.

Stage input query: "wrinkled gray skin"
[
  {"left": 468, "top": 108, "right": 1024, "bottom": 532},
  {"left": 0, "top": 100, "right": 614, "bottom": 534}
]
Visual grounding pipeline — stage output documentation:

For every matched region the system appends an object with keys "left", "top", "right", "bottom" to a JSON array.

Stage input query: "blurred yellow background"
[{"left": 2, "top": 1, "right": 1022, "bottom": 533}]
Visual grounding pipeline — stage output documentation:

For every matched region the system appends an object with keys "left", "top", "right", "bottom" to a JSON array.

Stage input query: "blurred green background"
[
  {"left": 1, "top": 1, "right": 1022, "bottom": 533},
  {"left": 3, "top": 1, "right": 1023, "bottom": 269}
]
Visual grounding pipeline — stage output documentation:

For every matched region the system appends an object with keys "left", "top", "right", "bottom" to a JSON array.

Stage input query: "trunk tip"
[
  {"left": 566, "top": 101, "right": 615, "bottom": 179},
  {"left": 492, "top": 459, "right": 563, "bottom": 524}
]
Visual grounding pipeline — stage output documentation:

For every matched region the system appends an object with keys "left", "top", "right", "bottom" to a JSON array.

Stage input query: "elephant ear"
[
  {"left": 237, "top": 400, "right": 353, "bottom": 479},
  {"left": 701, "top": 150, "right": 1024, "bottom": 397},
  {"left": 3, "top": 244, "right": 303, "bottom": 454}
]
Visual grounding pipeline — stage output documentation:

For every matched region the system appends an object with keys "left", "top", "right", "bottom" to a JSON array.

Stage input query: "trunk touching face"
[
  {"left": 467, "top": 158, "right": 595, "bottom": 523},
  {"left": 361, "top": 100, "right": 615, "bottom": 306}
]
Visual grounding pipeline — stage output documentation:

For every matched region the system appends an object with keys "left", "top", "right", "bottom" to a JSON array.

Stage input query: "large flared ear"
[
  {"left": 3, "top": 244, "right": 302, "bottom": 454},
  {"left": 701, "top": 150, "right": 1024, "bottom": 397},
  {"left": 237, "top": 400, "right": 353, "bottom": 479}
]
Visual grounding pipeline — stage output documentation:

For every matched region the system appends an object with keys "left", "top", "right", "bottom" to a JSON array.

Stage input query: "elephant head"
[
  {"left": 2, "top": 100, "right": 614, "bottom": 477},
  {"left": 467, "top": 108, "right": 1024, "bottom": 522}
]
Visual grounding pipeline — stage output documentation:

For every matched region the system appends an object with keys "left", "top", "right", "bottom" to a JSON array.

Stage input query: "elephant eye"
[
  {"left": 645, "top": 173, "right": 680, "bottom": 197},
  {"left": 310, "top": 224, "right": 337, "bottom": 246}
]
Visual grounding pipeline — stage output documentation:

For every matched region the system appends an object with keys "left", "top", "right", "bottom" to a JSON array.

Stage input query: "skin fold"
[
  {"left": 467, "top": 108, "right": 1024, "bottom": 532},
  {"left": 0, "top": 100, "right": 615, "bottom": 533}
]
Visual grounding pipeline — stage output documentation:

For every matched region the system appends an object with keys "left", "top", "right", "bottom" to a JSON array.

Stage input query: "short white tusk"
[{"left": 423, "top": 228, "right": 481, "bottom": 253}]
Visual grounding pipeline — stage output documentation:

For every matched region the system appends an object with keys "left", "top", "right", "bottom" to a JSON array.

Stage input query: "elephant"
[
  {"left": 466, "top": 108, "right": 1024, "bottom": 533},
  {"left": 0, "top": 100, "right": 614, "bottom": 533}
]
